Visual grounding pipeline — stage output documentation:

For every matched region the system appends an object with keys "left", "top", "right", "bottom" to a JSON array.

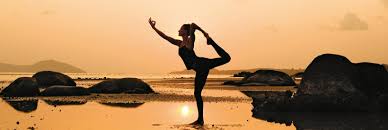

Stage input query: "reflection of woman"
[{"left": 149, "top": 18, "right": 231, "bottom": 125}]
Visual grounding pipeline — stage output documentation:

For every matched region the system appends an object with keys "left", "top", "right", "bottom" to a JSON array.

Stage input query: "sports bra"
[{"left": 178, "top": 46, "right": 197, "bottom": 70}]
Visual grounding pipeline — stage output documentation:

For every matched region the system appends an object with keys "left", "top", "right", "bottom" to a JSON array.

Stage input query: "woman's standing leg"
[{"left": 192, "top": 69, "right": 209, "bottom": 125}]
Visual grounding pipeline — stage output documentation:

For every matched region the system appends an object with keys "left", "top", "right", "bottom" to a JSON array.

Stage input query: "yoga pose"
[{"left": 149, "top": 17, "right": 231, "bottom": 125}]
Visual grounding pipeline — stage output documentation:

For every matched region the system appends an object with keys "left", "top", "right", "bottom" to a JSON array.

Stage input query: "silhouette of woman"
[{"left": 149, "top": 17, "right": 231, "bottom": 125}]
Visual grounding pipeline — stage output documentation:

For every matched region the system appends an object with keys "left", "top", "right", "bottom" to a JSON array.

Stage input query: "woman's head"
[{"left": 179, "top": 24, "right": 191, "bottom": 37}]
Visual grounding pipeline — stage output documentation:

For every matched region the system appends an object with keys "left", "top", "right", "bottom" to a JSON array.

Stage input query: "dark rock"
[
  {"left": 297, "top": 54, "right": 362, "bottom": 96},
  {"left": 242, "top": 70, "right": 296, "bottom": 86},
  {"left": 355, "top": 62, "right": 388, "bottom": 97},
  {"left": 40, "top": 85, "right": 90, "bottom": 96},
  {"left": 233, "top": 71, "right": 252, "bottom": 77},
  {"left": 289, "top": 54, "right": 370, "bottom": 111},
  {"left": 250, "top": 54, "right": 388, "bottom": 112},
  {"left": 0, "top": 77, "right": 39, "bottom": 97},
  {"left": 225, "top": 70, "right": 296, "bottom": 86},
  {"left": 88, "top": 78, "right": 154, "bottom": 94},
  {"left": 32, "top": 71, "right": 76, "bottom": 88}
]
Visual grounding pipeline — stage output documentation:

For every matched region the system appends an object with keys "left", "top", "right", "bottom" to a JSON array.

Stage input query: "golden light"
[{"left": 180, "top": 105, "right": 190, "bottom": 117}]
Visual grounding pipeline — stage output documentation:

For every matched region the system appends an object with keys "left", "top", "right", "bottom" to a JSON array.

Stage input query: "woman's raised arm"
[
  {"left": 192, "top": 23, "right": 210, "bottom": 39},
  {"left": 149, "top": 17, "right": 181, "bottom": 46}
]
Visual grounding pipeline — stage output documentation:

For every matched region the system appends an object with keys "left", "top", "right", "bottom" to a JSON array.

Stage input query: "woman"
[{"left": 148, "top": 17, "right": 231, "bottom": 125}]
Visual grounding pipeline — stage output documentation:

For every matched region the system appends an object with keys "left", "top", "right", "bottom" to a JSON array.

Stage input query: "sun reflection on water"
[{"left": 180, "top": 105, "right": 190, "bottom": 117}]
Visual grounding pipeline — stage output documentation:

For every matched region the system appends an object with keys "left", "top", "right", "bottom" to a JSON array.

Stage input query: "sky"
[{"left": 0, "top": 0, "right": 387, "bottom": 74}]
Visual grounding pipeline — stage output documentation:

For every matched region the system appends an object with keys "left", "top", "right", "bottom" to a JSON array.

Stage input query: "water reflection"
[
  {"left": 180, "top": 105, "right": 191, "bottom": 117},
  {"left": 3, "top": 98, "right": 38, "bottom": 113},
  {"left": 99, "top": 102, "right": 144, "bottom": 108},
  {"left": 253, "top": 111, "right": 388, "bottom": 129},
  {"left": 44, "top": 100, "right": 87, "bottom": 106}
]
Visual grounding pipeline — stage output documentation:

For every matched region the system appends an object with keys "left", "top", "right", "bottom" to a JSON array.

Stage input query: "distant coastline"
[
  {"left": 0, "top": 60, "right": 85, "bottom": 73},
  {"left": 169, "top": 68, "right": 304, "bottom": 76}
]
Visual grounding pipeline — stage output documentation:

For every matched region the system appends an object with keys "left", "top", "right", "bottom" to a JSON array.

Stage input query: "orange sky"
[{"left": 0, "top": 0, "right": 387, "bottom": 74}]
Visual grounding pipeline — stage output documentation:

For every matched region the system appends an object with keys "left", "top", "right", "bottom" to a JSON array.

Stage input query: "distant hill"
[
  {"left": 0, "top": 60, "right": 86, "bottom": 73},
  {"left": 169, "top": 68, "right": 304, "bottom": 76}
]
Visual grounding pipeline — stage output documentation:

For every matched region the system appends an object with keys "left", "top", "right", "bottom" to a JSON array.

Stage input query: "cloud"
[
  {"left": 40, "top": 10, "right": 56, "bottom": 15},
  {"left": 338, "top": 13, "right": 368, "bottom": 31}
]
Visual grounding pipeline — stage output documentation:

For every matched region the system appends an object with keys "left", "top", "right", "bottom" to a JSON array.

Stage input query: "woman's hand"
[
  {"left": 203, "top": 32, "right": 210, "bottom": 39},
  {"left": 191, "top": 23, "right": 199, "bottom": 30},
  {"left": 191, "top": 23, "right": 209, "bottom": 39},
  {"left": 148, "top": 17, "right": 156, "bottom": 28}
]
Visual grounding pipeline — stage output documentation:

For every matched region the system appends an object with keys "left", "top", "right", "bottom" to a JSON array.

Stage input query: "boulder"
[
  {"left": 40, "top": 85, "right": 90, "bottom": 96},
  {"left": 242, "top": 70, "right": 296, "bottom": 86},
  {"left": 32, "top": 71, "right": 76, "bottom": 88},
  {"left": 297, "top": 54, "right": 362, "bottom": 96},
  {"left": 0, "top": 77, "right": 39, "bottom": 97},
  {"left": 250, "top": 54, "right": 387, "bottom": 112},
  {"left": 293, "top": 54, "right": 370, "bottom": 111},
  {"left": 233, "top": 71, "right": 252, "bottom": 77},
  {"left": 355, "top": 62, "right": 388, "bottom": 97},
  {"left": 88, "top": 78, "right": 154, "bottom": 94},
  {"left": 224, "top": 70, "right": 296, "bottom": 86}
]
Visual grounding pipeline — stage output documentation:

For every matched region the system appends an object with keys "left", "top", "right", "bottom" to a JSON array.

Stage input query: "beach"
[{"left": 0, "top": 73, "right": 296, "bottom": 130}]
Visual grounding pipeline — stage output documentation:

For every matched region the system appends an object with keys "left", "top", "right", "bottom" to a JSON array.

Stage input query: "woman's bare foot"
[{"left": 189, "top": 119, "right": 204, "bottom": 126}]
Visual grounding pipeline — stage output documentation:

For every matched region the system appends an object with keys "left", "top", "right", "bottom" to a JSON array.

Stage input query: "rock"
[
  {"left": 233, "top": 71, "right": 252, "bottom": 77},
  {"left": 250, "top": 54, "right": 387, "bottom": 112},
  {"left": 0, "top": 77, "right": 39, "bottom": 97},
  {"left": 88, "top": 78, "right": 154, "bottom": 94},
  {"left": 32, "top": 71, "right": 76, "bottom": 88},
  {"left": 40, "top": 85, "right": 90, "bottom": 96},
  {"left": 224, "top": 70, "right": 296, "bottom": 86},
  {"left": 242, "top": 70, "right": 296, "bottom": 86},
  {"left": 297, "top": 54, "right": 362, "bottom": 96},
  {"left": 355, "top": 62, "right": 388, "bottom": 97},
  {"left": 293, "top": 54, "right": 371, "bottom": 111}
]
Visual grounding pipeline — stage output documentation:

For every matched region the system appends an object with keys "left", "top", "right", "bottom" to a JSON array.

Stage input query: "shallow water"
[
  {"left": 0, "top": 99, "right": 296, "bottom": 130},
  {"left": 2, "top": 73, "right": 387, "bottom": 130},
  {"left": 0, "top": 73, "right": 297, "bottom": 129}
]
